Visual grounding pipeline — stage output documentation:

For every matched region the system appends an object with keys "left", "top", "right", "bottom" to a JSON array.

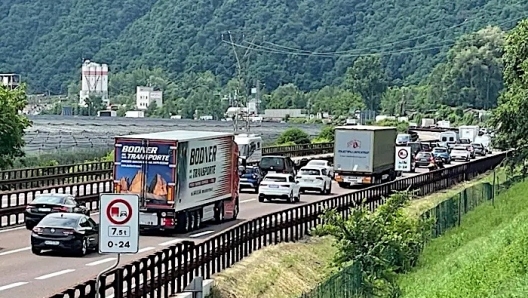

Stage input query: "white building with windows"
[{"left": 136, "top": 86, "right": 163, "bottom": 110}]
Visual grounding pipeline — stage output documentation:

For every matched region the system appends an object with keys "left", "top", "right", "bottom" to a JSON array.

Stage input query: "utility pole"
[{"left": 226, "top": 31, "right": 256, "bottom": 134}]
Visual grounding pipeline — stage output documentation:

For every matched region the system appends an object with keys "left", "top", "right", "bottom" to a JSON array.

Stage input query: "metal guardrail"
[
  {"left": 49, "top": 152, "right": 506, "bottom": 298},
  {"left": 0, "top": 161, "right": 113, "bottom": 195}
]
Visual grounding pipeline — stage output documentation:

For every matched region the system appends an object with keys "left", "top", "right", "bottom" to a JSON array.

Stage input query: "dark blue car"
[
  {"left": 432, "top": 147, "right": 451, "bottom": 164},
  {"left": 239, "top": 166, "right": 263, "bottom": 193}
]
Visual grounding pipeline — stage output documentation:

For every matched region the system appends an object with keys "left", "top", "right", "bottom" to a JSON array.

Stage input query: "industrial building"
[
  {"left": 0, "top": 74, "right": 21, "bottom": 90},
  {"left": 79, "top": 60, "right": 109, "bottom": 106},
  {"left": 136, "top": 86, "right": 163, "bottom": 110}
]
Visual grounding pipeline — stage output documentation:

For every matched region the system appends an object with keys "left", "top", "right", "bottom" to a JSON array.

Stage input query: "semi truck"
[
  {"left": 333, "top": 126, "right": 398, "bottom": 188},
  {"left": 113, "top": 130, "right": 240, "bottom": 233},
  {"left": 459, "top": 125, "right": 480, "bottom": 143}
]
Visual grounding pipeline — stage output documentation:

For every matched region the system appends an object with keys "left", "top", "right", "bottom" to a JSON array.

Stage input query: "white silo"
[
  {"left": 79, "top": 60, "right": 110, "bottom": 106},
  {"left": 101, "top": 64, "right": 108, "bottom": 96}
]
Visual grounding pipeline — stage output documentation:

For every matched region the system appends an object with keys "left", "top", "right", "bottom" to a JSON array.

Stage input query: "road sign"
[
  {"left": 395, "top": 147, "right": 412, "bottom": 172},
  {"left": 99, "top": 193, "right": 140, "bottom": 254}
]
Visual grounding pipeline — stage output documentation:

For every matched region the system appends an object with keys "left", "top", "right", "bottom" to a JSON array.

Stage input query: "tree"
[
  {"left": 427, "top": 26, "right": 504, "bottom": 109},
  {"left": 276, "top": 128, "right": 311, "bottom": 145},
  {"left": 84, "top": 95, "right": 105, "bottom": 116},
  {"left": 0, "top": 85, "right": 32, "bottom": 169},
  {"left": 312, "top": 191, "right": 430, "bottom": 296},
  {"left": 491, "top": 20, "right": 528, "bottom": 173},
  {"left": 343, "top": 55, "right": 388, "bottom": 111}
]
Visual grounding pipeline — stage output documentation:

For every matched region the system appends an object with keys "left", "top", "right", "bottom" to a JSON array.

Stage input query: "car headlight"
[{"left": 161, "top": 212, "right": 167, "bottom": 217}]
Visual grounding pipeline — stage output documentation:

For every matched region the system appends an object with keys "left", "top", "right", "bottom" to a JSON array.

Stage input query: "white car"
[
  {"left": 305, "top": 159, "right": 334, "bottom": 178},
  {"left": 258, "top": 173, "right": 300, "bottom": 203},
  {"left": 296, "top": 166, "right": 332, "bottom": 195},
  {"left": 450, "top": 146, "right": 470, "bottom": 161}
]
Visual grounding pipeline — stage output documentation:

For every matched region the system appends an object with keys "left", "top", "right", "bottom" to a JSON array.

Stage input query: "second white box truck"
[{"left": 333, "top": 126, "right": 398, "bottom": 187}]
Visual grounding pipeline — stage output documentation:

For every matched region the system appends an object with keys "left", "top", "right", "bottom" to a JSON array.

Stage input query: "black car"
[
  {"left": 239, "top": 166, "right": 263, "bottom": 193},
  {"left": 259, "top": 156, "right": 297, "bottom": 176},
  {"left": 25, "top": 193, "right": 90, "bottom": 230},
  {"left": 415, "top": 152, "right": 433, "bottom": 167},
  {"left": 31, "top": 213, "right": 99, "bottom": 256}
]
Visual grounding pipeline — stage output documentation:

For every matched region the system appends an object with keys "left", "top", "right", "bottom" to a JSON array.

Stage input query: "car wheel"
[
  {"left": 258, "top": 195, "right": 265, "bottom": 202},
  {"left": 31, "top": 246, "right": 42, "bottom": 255},
  {"left": 325, "top": 184, "right": 331, "bottom": 195},
  {"left": 25, "top": 223, "right": 34, "bottom": 230},
  {"left": 254, "top": 186, "right": 259, "bottom": 194},
  {"left": 287, "top": 192, "right": 294, "bottom": 203},
  {"left": 319, "top": 183, "right": 326, "bottom": 195},
  {"left": 77, "top": 238, "right": 88, "bottom": 257}
]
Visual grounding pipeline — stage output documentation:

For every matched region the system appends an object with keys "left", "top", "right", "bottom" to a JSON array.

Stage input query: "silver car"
[{"left": 450, "top": 146, "right": 470, "bottom": 161}]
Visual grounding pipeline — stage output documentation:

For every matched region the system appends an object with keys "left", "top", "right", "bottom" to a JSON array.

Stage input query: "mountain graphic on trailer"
[{"left": 118, "top": 170, "right": 168, "bottom": 200}]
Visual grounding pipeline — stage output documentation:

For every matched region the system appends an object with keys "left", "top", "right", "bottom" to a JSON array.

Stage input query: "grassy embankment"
[
  {"left": 398, "top": 177, "right": 528, "bottom": 297},
  {"left": 210, "top": 168, "right": 508, "bottom": 298}
]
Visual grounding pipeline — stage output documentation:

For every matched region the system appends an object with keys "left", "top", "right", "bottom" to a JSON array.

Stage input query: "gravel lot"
[{"left": 24, "top": 116, "right": 324, "bottom": 153}]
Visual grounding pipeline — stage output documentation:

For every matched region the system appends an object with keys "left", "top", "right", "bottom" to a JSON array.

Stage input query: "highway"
[{"left": 0, "top": 152, "right": 493, "bottom": 298}]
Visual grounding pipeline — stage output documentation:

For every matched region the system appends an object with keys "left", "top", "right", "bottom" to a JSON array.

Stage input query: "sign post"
[
  {"left": 96, "top": 193, "right": 140, "bottom": 298},
  {"left": 395, "top": 147, "right": 412, "bottom": 172}
]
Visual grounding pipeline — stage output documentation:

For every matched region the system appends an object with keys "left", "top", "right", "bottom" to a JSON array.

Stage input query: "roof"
[
  {"left": 335, "top": 125, "right": 396, "bottom": 131},
  {"left": 117, "top": 130, "right": 233, "bottom": 142}
]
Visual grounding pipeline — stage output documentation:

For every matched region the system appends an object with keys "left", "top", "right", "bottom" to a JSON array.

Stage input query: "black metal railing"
[{"left": 49, "top": 152, "right": 505, "bottom": 298}]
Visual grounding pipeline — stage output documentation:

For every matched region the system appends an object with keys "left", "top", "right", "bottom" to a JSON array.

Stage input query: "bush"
[
  {"left": 276, "top": 128, "right": 311, "bottom": 145},
  {"left": 312, "top": 191, "right": 431, "bottom": 297}
]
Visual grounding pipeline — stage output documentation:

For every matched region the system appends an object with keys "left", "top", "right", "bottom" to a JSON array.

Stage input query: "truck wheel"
[
  {"left": 176, "top": 213, "right": 191, "bottom": 233},
  {"left": 214, "top": 202, "right": 225, "bottom": 223},
  {"left": 231, "top": 198, "right": 239, "bottom": 220},
  {"left": 194, "top": 211, "right": 202, "bottom": 230}
]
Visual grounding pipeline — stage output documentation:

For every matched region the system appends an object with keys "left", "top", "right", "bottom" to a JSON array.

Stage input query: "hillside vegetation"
[{"left": 1, "top": 0, "right": 525, "bottom": 95}]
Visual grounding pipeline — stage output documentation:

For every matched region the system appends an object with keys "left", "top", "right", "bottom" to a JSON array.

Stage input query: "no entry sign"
[{"left": 99, "top": 194, "right": 139, "bottom": 254}]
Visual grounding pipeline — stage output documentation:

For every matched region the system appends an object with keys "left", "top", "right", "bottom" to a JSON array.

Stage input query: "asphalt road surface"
[{"left": 0, "top": 153, "right": 496, "bottom": 298}]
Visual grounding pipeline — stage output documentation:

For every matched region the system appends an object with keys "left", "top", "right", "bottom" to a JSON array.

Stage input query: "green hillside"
[
  {"left": 1, "top": 0, "right": 526, "bottom": 94},
  {"left": 398, "top": 180, "right": 528, "bottom": 298}
]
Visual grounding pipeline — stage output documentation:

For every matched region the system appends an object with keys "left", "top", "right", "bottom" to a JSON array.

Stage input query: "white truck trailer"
[
  {"left": 113, "top": 130, "right": 240, "bottom": 233},
  {"left": 459, "top": 125, "right": 480, "bottom": 143},
  {"left": 333, "top": 126, "right": 398, "bottom": 188}
]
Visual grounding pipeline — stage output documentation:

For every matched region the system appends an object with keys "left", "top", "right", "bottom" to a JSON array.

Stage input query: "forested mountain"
[{"left": 0, "top": 0, "right": 525, "bottom": 94}]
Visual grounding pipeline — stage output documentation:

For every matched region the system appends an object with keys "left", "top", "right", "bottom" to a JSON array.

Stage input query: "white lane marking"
[
  {"left": 134, "top": 246, "right": 154, "bottom": 254},
  {"left": 158, "top": 239, "right": 183, "bottom": 246},
  {"left": 0, "top": 247, "right": 30, "bottom": 256},
  {"left": 189, "top": 230, "right": 215, "bottom": 238},
  {"left": 0, "top": 282, "right": 29, "bottom": 292},
  {"left": 86, "top": 257, "right": 116, "bottom": 266},
  {"left": 35, "top": 269, "right": 75, "bottom": 280},
  {"left": 240, "top": 198, "right": 256, "bottom": 204}
]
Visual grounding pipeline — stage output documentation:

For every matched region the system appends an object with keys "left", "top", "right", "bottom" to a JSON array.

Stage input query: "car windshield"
[
  {"left": 244, "top": 167, "right": 258, "bottom": 174},
  {"left": 417, "top": 152, "right": 431, "bottom": 158},
  {"left": 453, "top": 147, "right": 466, "bottom": 151},
  {"left": 433, "top": 148, "right": 448, "bottom": 153},
  {"left": 396, "top": 134, "right": 410, "bottom": 142},
  {"left": 472, "top": 143, "right": 483, "bottom": 148},
  {"left": 308, "top": 161, "right": 325, "bottom": 167},
  {"left": 38, "top": 216, "right": 79, "bottom": 228},
  {"left": 32, "top": 196, "right": 65, "bottom": 205},
  {"left": 264, "top": 176, "right": 287, "bottom": 182},
  {"left": 299, "top": 169, "right": 321, "bottom": 176}
]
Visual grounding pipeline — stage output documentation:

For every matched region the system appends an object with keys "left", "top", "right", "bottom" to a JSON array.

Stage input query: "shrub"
[{"left": 312, "top": 191, "right": 432, "bottom": 297}]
